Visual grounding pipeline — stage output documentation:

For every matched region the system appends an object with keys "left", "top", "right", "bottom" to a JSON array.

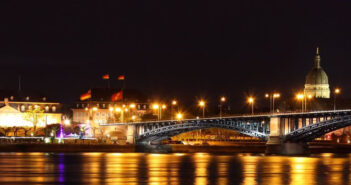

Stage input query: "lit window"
[
  {"left": 76, "top": 104, "right": 79, "bottom": 108},
  {"left": 52, "top": 106, "right": 56, "bottom": 112},
  {"left": 26, "top": 96, "right": 30, "bottom": 101},
  {"left": 28, "top": 105, "right": 32, "bottom": 110},
  {"left": 10, "top": 96, "right": 14, "bottom": 100},
  {"left": 45, "top": 106, "right": 49, "bottom": 112},
  {"left": 21, "top": 105, "right": 25, "bottom": 111},
  {"left": 102, "top": 104, "right": 106, "bottom": 108},
  {"left": 42, "top": 97, "right": 47, "bottom": 101}
]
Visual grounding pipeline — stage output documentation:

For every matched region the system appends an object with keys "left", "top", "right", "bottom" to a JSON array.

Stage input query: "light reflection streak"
[
  {"left": 0, "top": 152, "right": 349, "bottom": 185},
  {"left": 194, "top": 152, "right": 210, "bottom": 185},
  {"left": 241, "top": 156, "right": 259, "bottom": 185}
]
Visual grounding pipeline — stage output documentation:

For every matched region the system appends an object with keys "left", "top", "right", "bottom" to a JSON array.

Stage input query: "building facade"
[
  {"left": 0, "top": 92, "right": 62, "bottom": 136},
  {"left": 72, "top": 88, "right": 149, "bottom": 140}
]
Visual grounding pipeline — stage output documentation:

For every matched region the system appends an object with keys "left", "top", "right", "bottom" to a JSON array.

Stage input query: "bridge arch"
[
  {"left": 284, "top": 115, "right": 351, "bottom": 142},
  {"left": 136, "top": 119, "right": 269, "bottom": 143}
]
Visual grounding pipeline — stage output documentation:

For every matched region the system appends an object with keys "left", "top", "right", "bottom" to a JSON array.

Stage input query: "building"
[
  {"left": 0, "top": 90, "right": 62, "bottom": 136},
  {"left": 304, "top": 47, "right": 331, "bottom": 98},
  {"left": 72, "top": 88, "right": 149, "bottom": 140}
]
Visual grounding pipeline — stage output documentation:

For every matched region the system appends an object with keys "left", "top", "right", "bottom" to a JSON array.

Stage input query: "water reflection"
[{"left": 0, "top": 153, "right": 350, "bottom": 185}]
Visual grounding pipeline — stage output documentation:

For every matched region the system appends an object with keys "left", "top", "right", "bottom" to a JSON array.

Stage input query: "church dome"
[
  {"left": 305, "top": 47, "right": 329, "bottom": 85},
  {"left": 305, "top": 67, "right": 329, "bottom": 84}
]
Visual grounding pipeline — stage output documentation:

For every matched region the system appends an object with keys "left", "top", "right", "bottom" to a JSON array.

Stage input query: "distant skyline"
[{"left": 0, "top": 1, "right": 350, "bottom": 108}]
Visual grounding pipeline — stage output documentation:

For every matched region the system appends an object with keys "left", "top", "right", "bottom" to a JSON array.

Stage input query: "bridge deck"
[{"left": 100, "top": 109, "right": 351, "bottom": 126}]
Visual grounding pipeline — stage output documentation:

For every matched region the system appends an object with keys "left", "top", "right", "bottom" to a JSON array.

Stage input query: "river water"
[{"left": 0, "top": 152, "right": 350, "bottom": 185}]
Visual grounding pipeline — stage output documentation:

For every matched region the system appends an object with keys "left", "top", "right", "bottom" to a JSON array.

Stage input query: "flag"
[
  {"left": 102, "top": 74, "right": 109, "bottom": 80},
  {"left": 118, "top": 75, "right": 125, "bottom": 80},
  {"left": 80, "top": 90, "right": 91, "bottom": 101},
  {"left": 111, "top": 91, "right": 123, "bottom": 101}
]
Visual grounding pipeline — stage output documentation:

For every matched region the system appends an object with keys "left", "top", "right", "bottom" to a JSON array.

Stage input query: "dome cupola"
[{"left": 304, "top": 47, "right": 330, "bottom": 98}]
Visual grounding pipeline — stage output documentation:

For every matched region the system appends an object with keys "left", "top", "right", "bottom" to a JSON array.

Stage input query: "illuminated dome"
[{"left": 304, "top": 47, "right": 330, "bottom": 99}]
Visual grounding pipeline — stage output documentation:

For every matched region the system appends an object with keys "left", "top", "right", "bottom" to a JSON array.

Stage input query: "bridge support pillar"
[
  {"left": 126, "top": 125, "right": 136, "bottom": 144},
  {"left": 266, "top": 117, "right": 283, "bottom": 154}
]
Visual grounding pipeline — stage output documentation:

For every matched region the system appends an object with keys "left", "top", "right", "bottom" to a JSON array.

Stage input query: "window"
[
  {"left": 52, "top": 106, "right": 56, "bottom": 112},
  {"left": 21, "top": 105, "right": 25, "bottom": 111},
  {"left": 45, "top": 106, "right": 49, "bottom": 112},
  {"left": 26, "top": 96, "right": 30, "bottom": 101}
]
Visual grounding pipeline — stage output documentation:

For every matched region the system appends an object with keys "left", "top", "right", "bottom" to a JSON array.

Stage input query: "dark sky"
[{"left": 0, "top": 1, "right": 351, "bottom": 111}]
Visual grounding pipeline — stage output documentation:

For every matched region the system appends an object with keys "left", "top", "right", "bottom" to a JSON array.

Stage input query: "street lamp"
[
  {"left": 219, "top": 96, "right": 226, "bottom": 118},
  {"left": 199, "top": 100, "right": 205, "bottom": 118},
  {"left": 272, "top": 93, "right": 280, "bottom": 113},
  {"left": 247, "top": 97, "right": 254, "bottom": 115},
  {"left": 171, "top": 100, "right": 177, "bottom": 120},
  {"left": 176, "top": 112, "right": 183, "bottom": 121},
  {"left": 152, "top": 104, "right": 160, "bottom": 120},
  {"left": 305, "top": 94, "right": 313, "bottom": 111},
  {"left": 265, "top": 93, "right": 280, "bottom": 113},
  {"left": 296, "top": 93, "right": 304, "bottom": 112},
  {"left": 334, "top": 88, "right": 341, "bottom": 110}
]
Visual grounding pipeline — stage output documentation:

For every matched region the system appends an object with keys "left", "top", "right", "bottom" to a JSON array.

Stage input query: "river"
[{"left": 0, "top": 152, "right": 349, "bottom": 185}]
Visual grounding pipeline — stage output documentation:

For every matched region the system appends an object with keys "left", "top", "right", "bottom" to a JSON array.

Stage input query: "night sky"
[{"left": 0, "top": 1, "right": 351, "bottom": 112}]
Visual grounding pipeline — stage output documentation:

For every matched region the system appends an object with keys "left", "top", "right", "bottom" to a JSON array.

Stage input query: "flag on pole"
[
  {"left": 111, "top": 90, "right": 123, "bottom": 101},
  {"left": 118, "top": 75, "right": 125, "bottom": 80},
  {"left": 80, "top": 90, "right": 91, "bottom": 101},
  {"left": 102, "top": 74, "right": 109, "bottom": 80}
]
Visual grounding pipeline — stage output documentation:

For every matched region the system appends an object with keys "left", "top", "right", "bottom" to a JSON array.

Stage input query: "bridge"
[{"left": 101, "top": 110, "right": 351, "bottom": 154}]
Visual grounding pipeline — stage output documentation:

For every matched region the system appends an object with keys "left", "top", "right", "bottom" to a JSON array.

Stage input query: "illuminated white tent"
[{"left": 0, "top": 105, "right": 32, "bottom": 127}]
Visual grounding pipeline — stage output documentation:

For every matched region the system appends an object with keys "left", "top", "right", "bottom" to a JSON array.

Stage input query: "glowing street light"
[
  {"left": 199, "top": 100, "right": 206, "bottom": 118},
  {"left": 176, "top": 113, "right": 183, "bottom": 120},
  {"left": 247, "top": 97, "right": 255, "bottom": 115},
  {"left": 296, "top": 93, "right": 304, "bottom": 112},
  {"left": 152, "top": 103, "right": 166, "bottom": 120},
  {"left": 64, "top": 119, "right": 71, "bottom": 126},
  {"left": 219, "top": 96, "right": 226, "bottom": 118},
  {"left": 334, "top": 88, "right": 341, "bottom": 110},
  {"left": 152, "top": 104, "right": 159, "bottom": 110},
  {"left": 171, "top": 100, "right": 177, "bottom": 120},
  {"left": 129, "top": 103, "right": 136, "bottom": 108},
  {"left": 265, "top": 93, "right": 280, "bottom": 114},
  {"left": 304, "top": 94, "right": 313, "bottom": 111},
  {"left": 115, "top": 107, "right": 122, "bottom": 112}
]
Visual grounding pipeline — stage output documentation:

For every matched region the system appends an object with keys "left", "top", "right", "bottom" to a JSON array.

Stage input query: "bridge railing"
[{"left": 100, "top": 109, "right": 351, "bottom": 126}]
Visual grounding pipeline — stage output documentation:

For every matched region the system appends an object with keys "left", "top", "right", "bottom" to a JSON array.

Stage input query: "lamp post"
[
  {"left": 296, "top": 93, "right": 304, "bottom": 112},
  {"left": 152, "top": 103, "right": 166, "bottom": 120},
  {"left": 199, "top": 100, "right": 205, "bottom": 118},
  {"left": 219, "top": 96, "right": 226, "bottom": 118},
  {"left": 272, "top": 93, "right": 280, "bottom": 113},
  {"left": 305, "top": 94, "right": 313, "bottom": 111},
  {"left": 247, "top": 97, "right": 254, "bottom": 115},
  {"left": 334, "top": 88, "right": 341, "bottom": 110},
  {"left": 152, "top": 104, "right": 160, "bottom": 120},
  {"left": 176, "top": 112, "right": 183, "bottom": 121},
  {"left": 171, "top": 100, "right": 177, "bottom": 120},
  {"left": 265, "top": 93, "right": 280, "bottom": 113},
  {"left": 161, "top": 104, "right": 166, "bottom": 120}
]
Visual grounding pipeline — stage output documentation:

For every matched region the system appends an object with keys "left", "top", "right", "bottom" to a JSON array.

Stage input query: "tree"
[{"left": 22, "top": 107, "right": 45, "bottom": 136}]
